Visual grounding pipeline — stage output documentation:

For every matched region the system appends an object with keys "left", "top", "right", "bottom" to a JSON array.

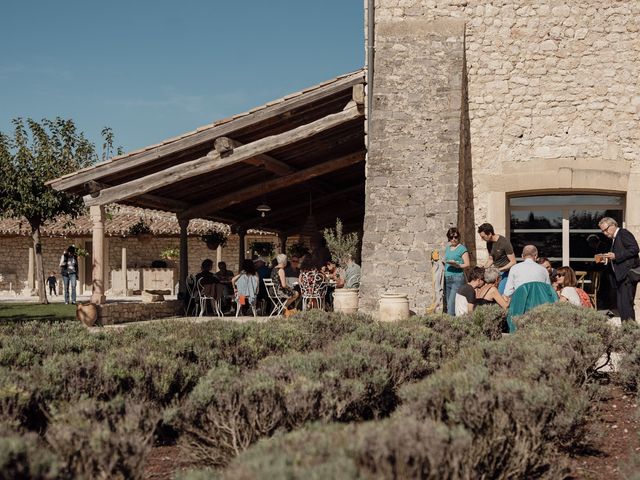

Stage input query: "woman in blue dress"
[{"left": 444, "top": 227, "right": 470, "bottom": 315}]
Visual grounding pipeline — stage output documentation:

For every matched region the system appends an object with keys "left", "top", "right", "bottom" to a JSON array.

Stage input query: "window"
[{"left": 508, "top": 194, "right": 624, "bottom": 268}]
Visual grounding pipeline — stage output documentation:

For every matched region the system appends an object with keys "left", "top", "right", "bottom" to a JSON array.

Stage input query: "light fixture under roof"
[{"left": 256, "top": 203, "right": 271, "bottom": 217}]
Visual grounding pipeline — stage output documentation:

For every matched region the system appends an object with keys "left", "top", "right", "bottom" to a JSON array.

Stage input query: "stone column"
[
  {"left": 90, "top": 205, "right": 106, "bottom": 304},
  {"left": 178, "top": 217, "right": 190, "bottom": 296},
  {"left": 121, "top": 246, "right": 128, "bottom": 295}
]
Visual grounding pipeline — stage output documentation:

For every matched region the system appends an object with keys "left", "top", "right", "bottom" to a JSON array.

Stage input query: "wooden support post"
[
  {"left": 179, "top": 218, "right": 190, "bottom": 296},
  {"left": 121, "top": 247, "right": 128, "bottom": 295},
  {"left": 90, "top": 205, "right": 106, "bottom": 304},
  {"left": 234, "top": 226, "right": 247, "bottom": 272},
  {"left": 279, "top": 234, "right": 288, "bottom": 254}
]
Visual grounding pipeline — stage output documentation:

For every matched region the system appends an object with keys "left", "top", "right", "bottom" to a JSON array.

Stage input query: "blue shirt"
[{"left": 444, "top": 244, "right": 467, "bottom": 277}]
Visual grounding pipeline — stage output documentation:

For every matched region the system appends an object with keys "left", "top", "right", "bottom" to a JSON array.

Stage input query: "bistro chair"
[
  {"left": 263, "top": 278, "right": 288, "bottom": 317},
  {"left": 197, "top": 277, "right": 222, "bottom": 317},
  {"left": 588, "top": 271, "right": 601, "bottom": 310},
  {"left": 299, "top": 271, "right": 327, "bottom": 311},
  {"left": 185, "top": 274, "right": 198, "bottom": 316}
]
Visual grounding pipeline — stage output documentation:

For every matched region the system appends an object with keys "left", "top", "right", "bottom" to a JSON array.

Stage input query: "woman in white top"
[{"left": 556, "top": 266, "right": 582, "bottom": 306}]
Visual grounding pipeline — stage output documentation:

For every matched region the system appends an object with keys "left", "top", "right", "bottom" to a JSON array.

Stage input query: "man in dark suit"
[{"left": 599, "top": 217, "right": 640, "bottom": 321}]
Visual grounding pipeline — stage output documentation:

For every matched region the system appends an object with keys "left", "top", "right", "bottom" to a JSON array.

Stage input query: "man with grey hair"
[
  {"left": 503, "top": 245, "right": 550, "bottom": 297},
  {"left": 599, "top": 217, "right": 640, "bottom": 321}
]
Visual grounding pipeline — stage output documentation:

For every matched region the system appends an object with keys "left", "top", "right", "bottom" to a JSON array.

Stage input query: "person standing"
[
  {"left": 59, "top": 245, "right": 78, "bottom": 304},
  {"left": 503, "top": 245, "right": 550, "bottom": 297},
  {"left": 599, "top": 217, "right": 640, "bottom": 321},
  {"left": 443, "top": 227, "right": 470, "bottom": 315},
  {"left": 46, "top": 271, "right": 57, "bottom": 296},
  {"left": 478, "top": 223, "right": 516, "bottom": 294}
]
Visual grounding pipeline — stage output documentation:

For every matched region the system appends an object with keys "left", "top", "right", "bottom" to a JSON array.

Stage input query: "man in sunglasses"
[{"left": 598, "top": 217, "right": 640, "bottom": 321}]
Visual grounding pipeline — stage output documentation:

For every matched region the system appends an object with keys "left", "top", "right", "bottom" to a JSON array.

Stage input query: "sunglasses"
[{"left": 449, "top": 236, "right": 460, "bottom": 240}]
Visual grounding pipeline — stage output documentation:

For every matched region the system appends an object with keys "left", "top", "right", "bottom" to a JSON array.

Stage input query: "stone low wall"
[{"left": 96, "top": 300, "right": 183, "bottom": 325}]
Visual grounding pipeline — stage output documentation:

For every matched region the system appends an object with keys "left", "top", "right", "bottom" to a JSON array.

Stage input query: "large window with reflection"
[{"left": 509, "top": 194, "right": 624, "bottom": 267}]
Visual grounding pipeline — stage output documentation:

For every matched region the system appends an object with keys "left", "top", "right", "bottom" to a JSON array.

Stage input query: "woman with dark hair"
[
  {"left": 232, "top": 259, "right": 259, "bottom": 315},
  {"left": 444, "top": 227, "right": 470, "bottom": 315},
  {"left": 556, "top": 266, "right": 592, "bottom": 307},
  {"left": 59, "top": 245, "right": 78, "bottom": 304}
]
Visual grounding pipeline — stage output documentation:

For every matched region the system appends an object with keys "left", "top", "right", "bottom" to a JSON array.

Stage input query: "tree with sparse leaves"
[
  {"left": 323, "top": 218, "right": 359, "bottom": 265},
  {"left": 0, "top": 118, "right": 117, "bottom": 303}
]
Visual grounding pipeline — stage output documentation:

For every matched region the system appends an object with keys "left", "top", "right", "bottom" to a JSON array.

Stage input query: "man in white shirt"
[{"left": 503, "top": 245, "right": 550, "bottom": 297}]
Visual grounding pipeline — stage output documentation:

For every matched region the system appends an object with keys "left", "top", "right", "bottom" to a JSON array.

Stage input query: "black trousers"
[{"left": 615, "top": 277, "right": 637, "bottom": 321}]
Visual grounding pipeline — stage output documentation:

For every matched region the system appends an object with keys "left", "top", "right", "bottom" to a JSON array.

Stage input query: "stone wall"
[
  {"left": 360, "top": 17, "right": 465, "bottom": 313},
  {"left": 96, "top": 300, "right": 183, "bottom": 325},
  {"left": 363, "top": 0, "right": 640, "bottom": 310},
  {"left": 374, "top": 0, "right": 639, "bottom": 253}
]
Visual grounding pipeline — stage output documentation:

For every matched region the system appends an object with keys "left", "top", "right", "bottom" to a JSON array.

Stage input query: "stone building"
[
  {"left": 360, "top": 0, "right": 640, "bottom": 312},
  {"left": 47, "top": 1, "right": 638, "bottom": 314},
  {"left": 0, "top": 206, "right": 277, "bottom": 297}
]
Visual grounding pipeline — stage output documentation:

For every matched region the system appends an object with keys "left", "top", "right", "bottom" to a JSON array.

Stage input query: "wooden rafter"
[
  {"left": 179, "top": 151, "right": 365, "bottom": 220},
  {"left": 48, "top": 72, "right": 364, "bottom": 192},
  {"left": 83, "top": 102, "right": 363, "bottom": 208},
  {"left": 214, "top": 137, "right": 294, "bottom": 176}
]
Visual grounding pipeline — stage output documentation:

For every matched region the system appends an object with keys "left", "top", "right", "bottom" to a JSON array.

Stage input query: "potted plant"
[
  {"left": 128, "top": 218, "right": 153, "bottom": 242},
  {"left": 201, "top": 229, "right": 228, "bottom": 250},
  {"left": 160, "top": 246, "right": 180, "bottom": 262},
  {"left": 74, "top": 246, "right": 89, "bottom": 258},
  {"left": 286, "top": 241, "right": 310, "bottom": 259},
  {"left": 323, "top": 218, "right": 360, "bottom": 314},
  {"left": 323, "top": 218, "right": 359, "bottom": 265}
]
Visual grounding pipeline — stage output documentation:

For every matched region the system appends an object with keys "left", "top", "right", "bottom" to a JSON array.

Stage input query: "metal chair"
[
  {"left": 185, "top": 274, "right": 198, "bottom": 316},
  {"left": 197, "top": 277, "right": 222, "bottom": 317},
  {"left": 588, "top": 271, "right": 601, "bottom": 310},
  {"left": 300, "top": 271, "right": 327, "bottom": 311},
  {"left": 263, "top": 278, "right": 288, "bottom": 317}
]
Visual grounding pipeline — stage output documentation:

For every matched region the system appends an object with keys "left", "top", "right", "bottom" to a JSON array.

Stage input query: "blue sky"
[{"left": 0, "top": 1, "right": 364, "bottom": 154}]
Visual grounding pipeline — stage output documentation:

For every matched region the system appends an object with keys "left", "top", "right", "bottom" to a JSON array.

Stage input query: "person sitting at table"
[
  {"left": 215, "top": 262, "right": 235, "bottom": 312},
  {"left": 271, "top": 253, "right": 300, "bottom": 312},
  {"left": 232, "top": 259, "right": 259, "bottom": 315},
  {"left": 556, "top": 266, "right": 592, "bottom": 307},
  {"left": 336, "top": 254, "right": 361, "bottom": 289},
  {"left": 195, "top": 259, "right": 223, "bottom": 314},
  {"left": 284, "top": 256, "right": 301, "bottom": 278},
  {"left": 474, "top": 267, "right": 509, "bottom": 310}
]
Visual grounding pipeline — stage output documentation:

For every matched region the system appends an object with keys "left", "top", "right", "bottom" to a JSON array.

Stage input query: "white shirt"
[
  {"left": 503, "top": 258, "right": 550, "bottom": 296},
  {"left": 560, "top": 286, "right": 582, "bottom": 306}
]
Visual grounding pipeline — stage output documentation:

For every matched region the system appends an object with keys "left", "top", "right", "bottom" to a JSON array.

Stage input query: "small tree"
[
  {"left": 0, "top": 118, "right": 98, "bottom": 303},
  {"left": 323, "top": 218, "right": 359, "bottom": 264}
]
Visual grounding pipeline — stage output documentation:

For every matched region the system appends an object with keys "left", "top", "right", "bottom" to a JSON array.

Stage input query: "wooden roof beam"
[
  {"left": 179, "top": 150, "right": 365, "bottom": 220},
  {"left": 214, "top": 137, "right": 294, "bottom": 176},
  {"left": 48, "top": 72, "right": 365, "bottom": 192},
  {"left": 83, "top": 102, "right": 364, "bottom": 208},
  {"left": 84, "top": 180, "right": 192, "bottom": 212}
]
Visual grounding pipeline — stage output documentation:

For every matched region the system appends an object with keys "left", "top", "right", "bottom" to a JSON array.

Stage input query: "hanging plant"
[
  {"left": 74, "top": 246, "right": 90, "bottom": 258},
  {"left": 286, "top": 241, "right": 310, "bottom": 259},
  {"left": 128, "top": 218, "right": 153, "bottom": 242},
  {"left": 201, "top": 229, "right": 228, "bottom": 250},
  {"left": 323, "top": 218, "right": 359, "bottom": 264}
]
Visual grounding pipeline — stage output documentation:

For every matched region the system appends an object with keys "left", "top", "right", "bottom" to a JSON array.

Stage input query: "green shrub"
[
  {"left": 0, "top": 421, "right": 59, "bottom": 480},
  {"left": 45, "top": 397, "right": 157, "bottom": 480},
  {"left": 0, "top": 368, "right": 48, "bottom": 432}
]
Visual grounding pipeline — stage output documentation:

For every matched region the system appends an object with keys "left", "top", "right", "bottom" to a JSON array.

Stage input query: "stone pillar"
[
  {"left": 216, "top": 245, "right": 222, "bottom": 265},
  {"left": 27, "top": 247, "right": 35, "bottom": 292},
  {"left": 178, "top": 217, "right": 190, "bottom": 296},
  {"left": 121, "top": 246, "right": 128, "bottom": 295},
  {"left": 237, "top": 226, "right": 247, "bottom": 270},
  {"left": 359, "top": 18, "right": 466, "bottom": 313},
  {"left": 90, "top": 205, "right": 106, "bottom": 304}
]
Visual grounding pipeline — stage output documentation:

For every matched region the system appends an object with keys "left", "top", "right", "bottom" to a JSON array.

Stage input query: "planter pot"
[
  {"left": 206, "top": 241, "right": 220, "bottom": 250},
  {"left": 333, "top": 288, "right": 359, "bottom": 314},
  {"left": 76, "top": 303, "right": 98, "bottom": 327},
  {"left": 379, "top": 293, "right": 410, "bottom": 322}
]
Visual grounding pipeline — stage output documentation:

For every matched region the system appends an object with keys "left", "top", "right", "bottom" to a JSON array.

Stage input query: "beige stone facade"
[{"left": 362, "top": 0, "right": 640, "bottom": 312}]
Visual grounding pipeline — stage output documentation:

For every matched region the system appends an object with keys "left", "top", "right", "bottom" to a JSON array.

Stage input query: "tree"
[
  {"left": 323, "top": 218, "right": 359, "bottom": 265},
  {"left": 0, "top": 118, "right": 98, "bottom": 303}
]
